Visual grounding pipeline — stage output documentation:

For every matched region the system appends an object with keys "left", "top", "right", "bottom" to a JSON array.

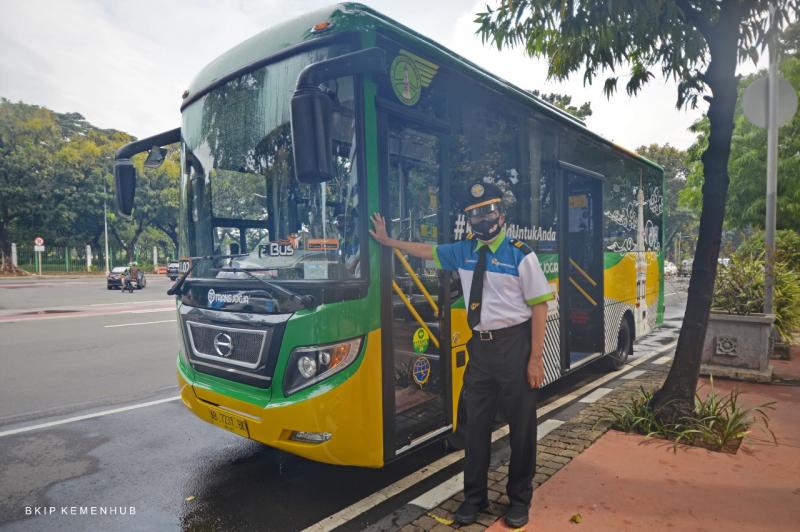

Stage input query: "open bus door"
[
  {"left": 378, "top": 107, "right": 454, "bottom": 460},
  {"left": 559, "top": 162, "right": 605, "bottom": 369}
]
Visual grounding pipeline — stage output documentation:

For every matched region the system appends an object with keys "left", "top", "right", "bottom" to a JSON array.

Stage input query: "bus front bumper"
[{"left": 176, "top": 330, "right": 384, "bottom": 467}]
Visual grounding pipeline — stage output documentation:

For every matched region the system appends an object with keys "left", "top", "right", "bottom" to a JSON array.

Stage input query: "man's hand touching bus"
[{"left": 369, "top": 212, "right": 434, "bottom": 259}]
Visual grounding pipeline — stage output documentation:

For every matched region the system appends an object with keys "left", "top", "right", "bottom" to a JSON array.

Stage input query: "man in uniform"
[{"left": 369, "top": 182, "right": 552, "bottom": 528}]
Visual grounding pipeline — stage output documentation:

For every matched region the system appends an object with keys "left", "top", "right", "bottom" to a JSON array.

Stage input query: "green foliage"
[
  {"left": 476, "top": 1, "right": 799, "bottom": 109},
  {"left": 0, "top": 99, "right": 178, "bottom": 266},
  {"left": 682, "top": 21, "right": 800, "bottom": 232},
  {"left": 712, "top": 255, "right": 800, "bottom": 341},
  {"left": 528, "top": 89, "right": 592, "bottom": 120},
  {"left": 603, "top": 381, "right": 775, "bottom": 453},
  {"left": 711, "top": 256, "right": 765, "bottom": 315},
  {"left": 736, "top": 229, "right": 800, "bottom": 272}
]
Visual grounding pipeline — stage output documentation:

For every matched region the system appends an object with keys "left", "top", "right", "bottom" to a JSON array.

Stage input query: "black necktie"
[{"left": 468, "top": 246, "right": 488, "bottom": 329}]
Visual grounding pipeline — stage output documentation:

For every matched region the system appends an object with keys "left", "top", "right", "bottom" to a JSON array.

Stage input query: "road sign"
[
  {"left": 34, "top": 236, "right": 44, "bottom": 246},
  {"left": 743, "top": 75, "right": 798, "bottom": 128},
  {"left": 34, "top": 245, "right": 45, "bottom": 252}
]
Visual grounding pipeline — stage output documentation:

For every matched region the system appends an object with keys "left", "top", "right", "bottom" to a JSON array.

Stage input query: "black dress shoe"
[
  {"left": 505, "top": 504, "right": 529, "bottom": 528},
  {"left": 454, "top": 500, "right": 489, "bottom": 525}
]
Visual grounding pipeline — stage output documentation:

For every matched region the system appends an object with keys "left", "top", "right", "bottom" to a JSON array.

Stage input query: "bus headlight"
[{"left": 284, "top": 337, "right": 363, "bottom": 395}]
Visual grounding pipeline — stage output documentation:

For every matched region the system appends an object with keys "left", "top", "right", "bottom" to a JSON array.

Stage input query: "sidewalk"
[{"left": 406, "top": 354, "right": 800, "bottom": 532}]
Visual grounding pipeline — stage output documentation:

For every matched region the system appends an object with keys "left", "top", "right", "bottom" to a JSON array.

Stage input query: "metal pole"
[
  {"left": 764, "top": 4, "right": 778, "bottom": 316},
  {"left": 104, "top": 180, "right": 111, "bottom": 275}
]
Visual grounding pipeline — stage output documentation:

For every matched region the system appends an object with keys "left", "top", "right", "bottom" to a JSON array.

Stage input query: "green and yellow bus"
[{"left": 114, "top": 3, "right": 664, "bottom": 467}]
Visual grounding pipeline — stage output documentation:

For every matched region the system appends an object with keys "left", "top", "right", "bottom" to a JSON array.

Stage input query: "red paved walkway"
[{"left": 489, "top": 368, "right": 800, "bottom": 531}]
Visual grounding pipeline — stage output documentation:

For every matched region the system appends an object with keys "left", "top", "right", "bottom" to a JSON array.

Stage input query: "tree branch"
[{"left": 674, "top": 0, "right": 712, "bottom": 35}]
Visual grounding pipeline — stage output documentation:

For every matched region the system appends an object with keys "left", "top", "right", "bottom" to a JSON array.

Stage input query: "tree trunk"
[
  {"left": 0, "top": 220, "right": 12, "bottom": 272},
  {"left": 154, "top": 223, "right": 178, "bottom": 255},
  {"left": 0, "top": 214, "right": 22, "bottom": 273},
  {"left": 650, "top": 7, "right": 741, "bottom": 420}
]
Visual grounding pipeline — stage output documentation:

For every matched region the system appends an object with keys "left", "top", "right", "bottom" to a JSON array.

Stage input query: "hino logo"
[{"left": 213, "top": 333, "right": 234, "bottom": 358}]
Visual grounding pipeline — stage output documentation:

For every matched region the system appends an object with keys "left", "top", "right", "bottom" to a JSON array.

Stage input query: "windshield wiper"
[
  {"left": 218, "top": 267, "right": 316, "bottom": 310},
  {"left": 166, "top": 253, "right": 247, "bottom": 296}
]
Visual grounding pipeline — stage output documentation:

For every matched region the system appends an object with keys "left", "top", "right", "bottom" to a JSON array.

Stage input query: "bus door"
[
  {"left": 559, "top": 162, "right": 605, "bottom": 368},
  {"left": 378, "top": 109, "right": 452, "bottom": 458}
]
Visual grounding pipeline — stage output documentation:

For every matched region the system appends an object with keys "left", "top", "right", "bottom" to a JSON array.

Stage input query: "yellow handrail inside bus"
[
  {"left": 393, "top": 248, "right": 440, "bottom": 317},
  {"left": 569, "top": 258, "right": 597, "bottom": 287},
  {"left": 569, "top": 276, "right": 598, "bottom": 306},
  {"left": 392, "top": 280, "right": 440, "bottom": 349}
]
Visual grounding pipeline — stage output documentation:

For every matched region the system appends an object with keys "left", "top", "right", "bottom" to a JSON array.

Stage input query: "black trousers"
[{"left": 462, "top": 321, "right": 539, "bottom": 508}]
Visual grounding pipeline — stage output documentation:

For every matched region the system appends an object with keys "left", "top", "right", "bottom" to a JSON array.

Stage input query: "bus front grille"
[
  {"left": 179, "top": 306, "right": 290, "bottom": 389},
  {"left": 186, "top": 321, "right": 270, "bottom": 369}
]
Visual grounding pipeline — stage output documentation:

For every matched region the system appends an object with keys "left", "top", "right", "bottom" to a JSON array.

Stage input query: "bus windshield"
[{"left": 181, "top": 44, "right": 362, "bottom": 282}]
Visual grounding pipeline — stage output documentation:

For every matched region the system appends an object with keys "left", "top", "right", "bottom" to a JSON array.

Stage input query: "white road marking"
[
  {"left": 409, "top": 473, "right": 464, "bottom": 510},
  {"left": 621, "top": 370, "right": 646, "bottom": 380},
  {"left": 653, "top": 356, "right": 673, "bottom": 365},
  {"left": 579, "top": 387, "right": 613, "bottom": 403},
  {"left": 409, "top": 420, "right": 566, "bottom": 510},
  {"left": 104, "top": 319, "right": 177, "bottom": 328},
  {"left": 537, "top": 419, "right": 564, "bottom": 439},
  {"left": 90, "top": 299, "right": 172, "bottom": 307},
  {"left": 126, "top": 308, "right": 175, "bottom": 314},
  {"left": 303, "top": 342, "right": 677, "bottom": 532},
  {"left": 0, "top": 396, "right": 181, "bottom": 438}
]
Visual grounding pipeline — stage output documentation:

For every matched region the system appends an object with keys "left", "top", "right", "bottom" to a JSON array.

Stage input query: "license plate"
[{"left": 207, "top": 406, "right": 250, "bottom": 438}]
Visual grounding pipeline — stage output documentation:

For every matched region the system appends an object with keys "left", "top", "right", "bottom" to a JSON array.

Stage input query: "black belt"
[{"left": 473, "top": 320, "right": 531, "bottom": 341}]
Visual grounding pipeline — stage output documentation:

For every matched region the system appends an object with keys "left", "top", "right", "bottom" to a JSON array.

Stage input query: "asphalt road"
[
  {"left": 0, "top": 274, "right": 688, "bottom": 531},
  {"left": 0, "top": 275, "right": 179, "bottom": 426}
]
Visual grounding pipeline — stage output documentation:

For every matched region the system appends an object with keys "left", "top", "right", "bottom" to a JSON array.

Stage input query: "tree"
[
  {"left": 477, "top": 0, "right": 800, "bottom": 419},
  {"left": 682, "top": 21, "right": 800, "bottom": 232},
  {"left": 51, "top": 126, "right": 135, "bottom": 250},
  {"left": 109, "top": 147, "right": 180, "bottom": 262},
  {"left": 0, "top": 99, "right": 61, "bottom": 271},
  {"left": 529, "top": 90, "right": 593, "bottom": 120}
]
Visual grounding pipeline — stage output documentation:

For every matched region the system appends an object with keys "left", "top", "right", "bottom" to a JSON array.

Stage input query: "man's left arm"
[{"left": 527, "top": 302, "right": 548, "bottom": 389}]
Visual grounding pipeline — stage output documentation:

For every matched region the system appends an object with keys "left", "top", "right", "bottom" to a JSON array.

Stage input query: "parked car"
[
  {"left": 167, "top": 261, "right": 180, "bottom": 281},
  {"left": 107, "top": 266, "right": 146, "bottom": 290},
  {"left": 664, "top": 261, "right": 678, "bottom": 276}
]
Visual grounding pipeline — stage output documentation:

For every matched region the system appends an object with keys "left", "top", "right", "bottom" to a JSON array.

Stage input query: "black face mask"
[{"left": 471, "top": 218, "right": 502, "bottom": 241}]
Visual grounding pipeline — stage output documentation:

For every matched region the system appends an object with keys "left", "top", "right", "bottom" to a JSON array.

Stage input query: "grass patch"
[{"left": 602, "top": 378, "right": 776, "bottom": 453}]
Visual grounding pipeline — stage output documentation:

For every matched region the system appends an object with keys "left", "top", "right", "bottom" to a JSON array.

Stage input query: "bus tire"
[{"left": 606, "top": 316, "right": 632, "bottom": 371}]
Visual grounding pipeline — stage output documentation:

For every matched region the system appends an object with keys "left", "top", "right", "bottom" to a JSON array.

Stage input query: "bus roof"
[{"left": 183, "top": 3, "right": 663, "bottom": 173}]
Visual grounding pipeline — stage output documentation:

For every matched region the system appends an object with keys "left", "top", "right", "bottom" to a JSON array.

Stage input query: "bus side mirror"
[
  {"left": 290, "top": 48, "right": 386, "bottom": 184},
  {"left": 291, "top": 88, "right": 334, "bottom": 184},
  {"left": 114, "top": 160, "right": 137, "bottom": 216}
]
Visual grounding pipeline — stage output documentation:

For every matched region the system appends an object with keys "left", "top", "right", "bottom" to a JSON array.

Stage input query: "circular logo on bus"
[
  {"left": 390, "top": 55, "right": 422, "bottom": 106},
  {"left": 412, "top": 356, "right": 431, "bottom": 386},
  {"left": 412, "top": 327, "right": 430, "bottom": 353},
  {"left": 213, "top": 333, "right": 234, "bottom": 357}
]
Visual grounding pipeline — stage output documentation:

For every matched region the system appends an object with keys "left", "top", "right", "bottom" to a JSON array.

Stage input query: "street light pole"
[
  {"left": 764, "top": 4, "right": 778, "bottom": 317},
  {"left": 104, "top": 180, "right": 110, "bottom": 275}
]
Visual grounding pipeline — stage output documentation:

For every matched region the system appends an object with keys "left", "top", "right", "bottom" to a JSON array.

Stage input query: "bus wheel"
[{"left": 606, "top": 318, "right": 632, "bottom": 371}]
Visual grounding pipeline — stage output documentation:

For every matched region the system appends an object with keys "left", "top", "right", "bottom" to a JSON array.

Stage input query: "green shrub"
[
  {"left": 602, "top": 380, "right": 775, "bottom": 453},
  {"left": 736, "top": 229, "right": 800, "bottom": 273},
  {"left": 712, "top": 256, "right": 800, "bottom": 341}
]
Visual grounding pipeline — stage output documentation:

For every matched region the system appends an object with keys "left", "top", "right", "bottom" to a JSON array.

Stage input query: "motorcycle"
[{"left": 122, "top": 274, "right": 135, "bottom": 293}]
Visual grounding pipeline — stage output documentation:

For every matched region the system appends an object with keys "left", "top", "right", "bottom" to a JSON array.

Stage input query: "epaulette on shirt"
[
  {"left": 466, "top": 233, "right": 475, "bottom": 240},
  {"left": 508, "top": 238, "right": 532, "bottom": 255}
]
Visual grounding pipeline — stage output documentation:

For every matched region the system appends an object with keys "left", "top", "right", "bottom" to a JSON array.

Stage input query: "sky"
[{"left": 0, "top": 0, "right": 769, "bottom": 151}]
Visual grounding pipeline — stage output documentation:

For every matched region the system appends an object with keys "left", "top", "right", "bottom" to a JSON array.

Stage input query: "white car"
[{"left": 664, "top": 261, "right": 678, "bottom": 276}]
